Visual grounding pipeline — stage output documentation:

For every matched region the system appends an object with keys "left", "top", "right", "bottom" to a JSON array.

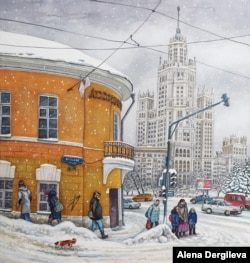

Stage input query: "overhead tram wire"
[
  {"left": 91, "top": 0, "right": 250, "bottom": 48},
  {"left": 1, "top": 1, "right": 249, "bottom": 81},
  {"left": 65, "top": 0, "right": 163, "bottom": 91}
]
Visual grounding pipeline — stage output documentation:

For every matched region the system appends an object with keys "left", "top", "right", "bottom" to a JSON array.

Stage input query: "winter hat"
[
  {"left": 44, "top": 189, "right": 50, "bottom": 195},
  {"left": 18, "top": 180, "right": 25, "bottom": 186}
]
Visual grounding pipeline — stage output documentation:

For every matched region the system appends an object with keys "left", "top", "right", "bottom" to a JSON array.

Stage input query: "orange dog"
[{"left": 54, "top": 238, "right": 77, "bottom": 248}]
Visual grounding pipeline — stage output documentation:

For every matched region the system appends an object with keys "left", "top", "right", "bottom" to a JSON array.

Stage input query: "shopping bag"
[{"left": 145, "top": 219, "right": 151, "bottom": 230}]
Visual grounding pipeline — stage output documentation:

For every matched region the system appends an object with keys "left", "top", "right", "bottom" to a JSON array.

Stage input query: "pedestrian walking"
[
  {"left": 47, "top": 189, "right": 62, "bottom": 225},
  {"left": 16, "top": 180, "right": 32, "bottom": 222},
  {"left": 188, "top": 207, "right": 197, "bottom": 235},
  {"left": 89, "top": 191, "right": 108, "bottom": 239},
  {"left": 145, "top": 199, "right": 160, "bottom": 228}
]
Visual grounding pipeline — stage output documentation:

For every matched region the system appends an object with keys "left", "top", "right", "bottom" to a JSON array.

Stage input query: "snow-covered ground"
[{"left": 1, "top": 197, "right": 250, "bottom": 263}]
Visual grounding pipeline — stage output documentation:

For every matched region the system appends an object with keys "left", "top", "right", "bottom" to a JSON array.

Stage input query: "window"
[
  {"left": 113, "top": 112, "right": 120, "bottom": 141},
  {"left": 38, "top": 182, "right": 57, "bottom": 212},
  {"left": 38, "top": 95, "right": 58, "bottom": 139},
  {"left": 0, "top": 179, "right": 13, "bottom": 210},
  {"left": 0, "top": 91, "right": 11, "bottom": 135}
]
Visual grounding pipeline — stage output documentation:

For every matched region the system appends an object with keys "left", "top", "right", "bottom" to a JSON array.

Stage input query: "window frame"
[
  {"left": 37, "top": 181, "right": 58, "bottom": 214},
  {"left": 38, "top": 94, "right": 58, "bottom": 140},
  {"left": 0, "top": 179, "right": 13, "bottom": 211},
  {"left": 0, "top": 91, "right": 11, "bottom": 137},
  {"left": 113, "top": 111, "right": 120, "bottom": 141}
]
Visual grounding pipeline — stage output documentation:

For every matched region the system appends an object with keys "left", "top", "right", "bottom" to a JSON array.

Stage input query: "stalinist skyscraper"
[{"left": 135, "top": 7, "right": 214, "bottom": 187}]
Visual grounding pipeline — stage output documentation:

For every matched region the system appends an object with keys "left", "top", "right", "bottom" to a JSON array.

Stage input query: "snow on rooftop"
[{"left": 0, "top": 31, "right": 128, "bottom": 79}]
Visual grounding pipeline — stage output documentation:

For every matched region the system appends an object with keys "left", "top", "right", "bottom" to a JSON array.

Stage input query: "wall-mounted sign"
[
  {"left": 61, "top": 155, "right": 83, "bottom": 166},
  {"left": 89, "top": 88, "right": 122, "bottom": 110}
]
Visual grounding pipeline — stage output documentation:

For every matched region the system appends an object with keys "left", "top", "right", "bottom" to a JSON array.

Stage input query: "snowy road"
[{"left": 1, "top": 197, "right": 250, "bottom": 263}]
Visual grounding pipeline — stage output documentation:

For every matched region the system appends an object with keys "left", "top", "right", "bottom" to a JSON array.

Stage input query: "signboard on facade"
[
  {"left": 61, "top": 155, "right": 83, "bottom": 166},
  {"left": 196, "top": 179, "right": 212, "bottom": 190}
]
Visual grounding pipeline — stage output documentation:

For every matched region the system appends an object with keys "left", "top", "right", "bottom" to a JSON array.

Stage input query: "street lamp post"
[{"left": 163, "top": 94, "right": 230, "bottom": 223}]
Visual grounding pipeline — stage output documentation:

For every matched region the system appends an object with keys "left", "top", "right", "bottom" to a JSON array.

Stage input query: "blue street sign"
[{"left": 61, "top": 155, "right": 83, "bottom": 166}]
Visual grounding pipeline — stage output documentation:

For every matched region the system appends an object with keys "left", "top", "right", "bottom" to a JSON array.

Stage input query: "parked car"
[
  {"left": 201, "top": 199, "right": 242, "bottom": 216},
  {"left": 123, "top": 198, "right": 141, "bottom": 209},
  {"left": 190, "top": 194, "right": 213, "bottom": 204},
  {"left": 224, "top": 193, "right": 250, "bottom": 210},
  {"left": 132, "top": 193, "right": 153, "bottom": 202}
]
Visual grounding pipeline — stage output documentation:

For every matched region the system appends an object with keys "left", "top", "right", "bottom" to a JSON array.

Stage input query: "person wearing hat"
[
  {"left": 16, "top": 180, "right": 32, "bottom": 222},
  {"left": 89, "top": 191, "right": 108, "bottom": 239},
  {"left": 145, "top": 199, "right": 161, "bottom": 228},
  {"left": 188, "top": 207, "right": 197, "bottom": 235},
  {"left": 177, "top": 198, "right": 189, "bottom": 237}
]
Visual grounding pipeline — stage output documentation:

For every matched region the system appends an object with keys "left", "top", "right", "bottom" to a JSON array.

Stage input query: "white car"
[
  {"left": 201, "top": 199, "right": 242, "bottom": 216},
  {"left": 123, "top": 198, "right": 141, "bottom": 209}
]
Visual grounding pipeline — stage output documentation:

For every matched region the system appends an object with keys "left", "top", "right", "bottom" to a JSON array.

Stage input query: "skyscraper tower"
[{"left": 136, "top": 7, "right": 214, "bottom": 187}]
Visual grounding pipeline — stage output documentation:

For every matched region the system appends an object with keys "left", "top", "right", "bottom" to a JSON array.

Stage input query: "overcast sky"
[{"left": 0, "top": 0, "right": 249, "bottom": 154}]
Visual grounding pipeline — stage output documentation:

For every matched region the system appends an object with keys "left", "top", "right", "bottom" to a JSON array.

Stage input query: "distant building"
[
  {"left": 0, "top": 31, "right": 134, "bottom": 227},
  {"left": 134, "top": 146, "right": 165, "bottom": 188},
  {"left": 135, "top": 7, "right": 214, "bottom": 187},
  {"left": 223, "top": 135, "right": 247, "bottom": 173}
]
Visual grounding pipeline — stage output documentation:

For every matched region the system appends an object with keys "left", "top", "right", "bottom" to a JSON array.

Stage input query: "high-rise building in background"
[{"left": 135, "top": 7, "right": 215, "bottom": 189}]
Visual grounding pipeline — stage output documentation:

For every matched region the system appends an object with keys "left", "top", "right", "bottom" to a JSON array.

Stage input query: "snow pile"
[{"left": 123, "top": 224, "right": 177, "bottom": 245}]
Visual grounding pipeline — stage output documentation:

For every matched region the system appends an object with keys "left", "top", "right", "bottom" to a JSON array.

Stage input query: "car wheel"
[
  {"left": 191, "top": 200, "right": 196, "bottom": 204},
  {"left": 240, "top": 205, "right": 245, "bottom": 211},
  {"left": 206, "top": 208, "right": 212, "bottom": 214},
  {"left": 224, "top": 210, "right": 230, "bottom": 216},
  {"left": 129, "top": 205, "right": 133, "bottom": 209}
]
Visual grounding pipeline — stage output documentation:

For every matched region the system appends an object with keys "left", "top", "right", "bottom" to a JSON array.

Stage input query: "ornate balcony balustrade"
[{"left": 104, "top": 141, "right": 134, "bottom": 160}]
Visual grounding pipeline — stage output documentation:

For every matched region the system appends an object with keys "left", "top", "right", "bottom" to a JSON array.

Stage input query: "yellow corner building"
[{"left": 0, "top": 31, "right": 135, "bottom": 228}]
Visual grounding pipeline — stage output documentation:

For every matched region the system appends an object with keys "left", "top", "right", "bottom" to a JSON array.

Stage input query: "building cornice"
[{"left": 0, "top": 54, "right": 133, "bottom": 101}]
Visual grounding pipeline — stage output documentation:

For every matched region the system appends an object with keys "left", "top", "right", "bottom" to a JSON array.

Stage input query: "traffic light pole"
[{"left": 163, "top": 94, "right": 229, "bottom": 223}]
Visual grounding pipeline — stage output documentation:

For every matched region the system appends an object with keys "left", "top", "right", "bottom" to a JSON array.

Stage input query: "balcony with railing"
[
  {"left": 103, "top": 141, "right": 135, "bottom": 184},
  {"left": 104, "top": 141, "right": 134, "bottom": 160}
]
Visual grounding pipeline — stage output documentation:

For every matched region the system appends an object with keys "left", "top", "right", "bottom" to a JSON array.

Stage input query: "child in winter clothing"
[
  {"left": 170, "top": 206, "right": 180, "bottom": 238},
  {"left": 188, "top": 207, "right": 197, "bottom": 235}
]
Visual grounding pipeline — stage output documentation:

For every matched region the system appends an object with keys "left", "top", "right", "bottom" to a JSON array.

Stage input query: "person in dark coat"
[
  {"left": 47, "top": 189, "right": 62, "bottom": 225},
  {"left": 89, "top": 191, "right": 108, "bottom": 239},
  {"left": 188, "top": 207, "right": 197, "bottom": 235},
  {"left": 170, "top": 206, "right": 180, "bottom": 238},
  {"left": 16, "top": 180, "right": 32, "bottom": 222}
]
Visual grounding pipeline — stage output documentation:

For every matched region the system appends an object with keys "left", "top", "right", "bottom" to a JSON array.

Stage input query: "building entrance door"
[{"left": 109, "top": 188, "right": 119, "bottom": 228}]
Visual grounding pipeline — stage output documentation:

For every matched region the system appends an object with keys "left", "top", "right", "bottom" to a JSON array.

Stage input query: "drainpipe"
[
  {"left": 121, "top": 92, "right": 135, "bottom": 141},
  {"left": 121, "top": 92, "right": 135, "bottom": 226}
]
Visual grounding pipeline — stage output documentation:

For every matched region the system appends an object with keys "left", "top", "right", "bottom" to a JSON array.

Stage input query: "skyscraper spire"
[{"left": 175, "top": 6, "right": 182, "bottom": 40}]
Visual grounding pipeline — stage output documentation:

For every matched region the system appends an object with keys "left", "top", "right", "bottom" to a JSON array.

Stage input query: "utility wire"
[
  {"left": 90, "top": 0, "right": 250, "bottom": 47},
  {"left": 1, "top": 1, "right": 249, "bottom": 81},
  {"left": 66, "top": 0, "right": 162, "bottom": 91}
]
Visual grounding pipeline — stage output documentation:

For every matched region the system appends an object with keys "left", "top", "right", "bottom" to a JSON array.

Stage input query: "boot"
[
  {"left": 101, "top": 231, "right": 108, "bottom": 239},
  {"left": 193, "top": 227, "right": 196, "bottom": 235}
]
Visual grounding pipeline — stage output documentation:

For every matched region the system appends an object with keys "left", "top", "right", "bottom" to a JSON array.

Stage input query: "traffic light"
[
  {"left": 221, "top": 93, "right": 230, "bottom": 107},
  {"left": 169, "top": 171, "right": 177, "bottom": 188}
]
